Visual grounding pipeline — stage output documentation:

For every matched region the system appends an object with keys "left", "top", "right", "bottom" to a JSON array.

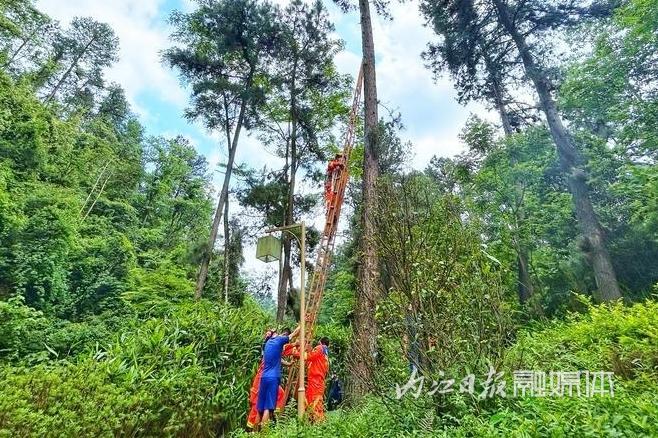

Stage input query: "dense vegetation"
[
  {"left": 1, "top": 0, "right": 657, "bottom": 436},
  {"left": 241, "top": 300, "right": 658, "bottom": 437}
]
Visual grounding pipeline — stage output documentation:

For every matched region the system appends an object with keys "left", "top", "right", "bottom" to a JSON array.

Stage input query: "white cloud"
[
  {"left": 335, "top": 49, "right": 361, "bottom": 75},
  {"left": 37, "top": 0, "right": 188, "bottom": 119},
  {"left": 329, "top": 1, "right": 498, "bottom": 167},
  {"left": 411, "top": 135, "right": 455, "bottom": 167},
  {"left": 236, "top": 133, "right": 285, "bottom": 171}
]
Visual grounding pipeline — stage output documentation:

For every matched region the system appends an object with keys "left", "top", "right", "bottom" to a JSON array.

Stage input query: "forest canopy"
[{"left": 1, "top": 0, "right": 657, "bottom": 436}]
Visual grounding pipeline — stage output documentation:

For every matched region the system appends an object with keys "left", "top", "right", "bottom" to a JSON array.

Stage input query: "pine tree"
[{"left": 165, "top": 0, "right": 279, "bottom": 299}]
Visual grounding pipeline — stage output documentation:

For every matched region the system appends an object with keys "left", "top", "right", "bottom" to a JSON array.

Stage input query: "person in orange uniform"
[
  {"left": 247, "top": 329, "right": 273, "bottom": 430},
  {"left": 305, "top": 337, "right": 330, "bottom": 422},
  {"left": 324, "top": 154, "right": 345, "bottom": 210},
  {"left": 247, "top": 360, "right": 264, "bottom": 430}
]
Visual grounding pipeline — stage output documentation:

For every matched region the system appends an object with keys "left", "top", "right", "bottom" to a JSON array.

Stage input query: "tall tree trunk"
[
  {"left": 44, "top": 35, "right": 97, "bottom": 103},
  {"left": 276, "top": 131, "right": 289, "bottom": 321},
  {"left": 195, "top": 92, "right": 249, "bottom": 300},
  {"left": 492, "top": 0, "right": 621, "bottom": 302},
  {"left": 275, "top": 134, "right": 289, "bottom": 321},
  {"left": 223, "top": 197, "right": 230, "bottom": 304},
  {"left": 277, "top": 61, "right": 299, "bottom": 322},
  {"left": 516, "top": 245, "right": 533, "bottom": 303},
  {"left": 4, "top": 35, "right": 31, "bottom": 68},
  {"left": 485, "top": 57, "right": 535, "bottom": 303},
  {"left": 277, "top": 238, "right": 292, "bottom": 321},
  {"left": 348, "top": 0, "right": 381, "bottom": 400},
  {"left": 277, "top": 139, "right": 296, "bottom": 322},
  {"left": 513, "top": 188, "right": 535, "bottom": 303}
]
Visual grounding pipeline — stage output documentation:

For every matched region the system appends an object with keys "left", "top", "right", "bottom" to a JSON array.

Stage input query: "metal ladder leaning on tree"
[{"left": 282, "top": 65, "right": 364, "bottom": 406}]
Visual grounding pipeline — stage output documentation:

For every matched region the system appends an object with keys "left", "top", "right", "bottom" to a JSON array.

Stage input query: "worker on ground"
[
  {"left": 305, "top": 337, "right": 330, "bottom": 422},
  {"left": 324, "top": 154, "right": 345, "bottom": 211},
  {"left": 276, "top": 341, "right": 298, "bottom": 412},
  {"left": 247, "top": 329, "right": 297, "bottom": 429},
  {"left": 247, "top": 337, "right": 296, "bottom": 429},
  {"left": 327, "top": 373, "right": 343, "bottom": 411},
  {"left": 246, "top": 330, "right": 269, "bottom": 430},
  {"left": 254, "top": 326, "right": 300, "bottom": 429}
]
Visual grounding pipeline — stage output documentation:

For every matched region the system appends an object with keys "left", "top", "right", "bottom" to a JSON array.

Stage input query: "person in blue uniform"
[{"left": 255, "top": 326, "right": 300, "bottom": 427}]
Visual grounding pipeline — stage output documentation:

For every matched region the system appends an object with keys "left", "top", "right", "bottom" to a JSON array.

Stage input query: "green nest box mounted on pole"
[{"left": 256, "top": 235, "right": 281, "bottom": 263}]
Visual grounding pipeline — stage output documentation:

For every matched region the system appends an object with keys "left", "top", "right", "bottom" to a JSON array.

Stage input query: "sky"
[
  {"left": 35, "top": 0, "right": 493, "bottom": 289},
  {"left": 36, "top": 0, "right": 492, "bottom": 171}
]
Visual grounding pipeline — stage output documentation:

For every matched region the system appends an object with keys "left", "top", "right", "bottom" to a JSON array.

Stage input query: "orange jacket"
[
  {"left": 282, "top": 343, "right": 296, "bottom": 357},
  {"left": 307, "top": 344, "right": 329, "bottom": 380},
  {"left": 327, "top": 159, "right": 344, "bottom": 173},
  {"left": 249, "top": 362, "right": 264, "bottom": 404},
  {"left": 305, "top": 345, "right": 329, "bottom": 422}
]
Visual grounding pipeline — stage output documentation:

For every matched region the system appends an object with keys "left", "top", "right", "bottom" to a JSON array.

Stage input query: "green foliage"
[
  {"left": 0, "top": 72, "right": 51, "bottom": 176},
  {"left": 561, "top": 0, "right": 658, "bottom": 156},
  {"left": 0, "top": 62, "right": 211, "bottom": 315},
  {"left": 374, "top": 174, "right": 515, "bottom": 375},
  {"left": 0, "top": 299, "right": 269, "bottom": 436},
  {"left": 123, "top": 265, "right": 196, "bottom": 316},
  {"left": 0, "top": 7, "right": 261, "bottom": 433},
  {"left": 459, "top": 115, "right": 496, "bottom": 155},
  {"left": 39, "top": 17, "right": 119, "bottom": 105},
  {"left": 0, "top": 295, "right": 129, "bottom": 362},
  {"left": 466, "top": 126, "right": 581, "bottom": 313},
  {"left": 12, "top": 185, "right": 78, "bottom": 314},
  {"left": 506, "top": 298, "right": 658, "bottom": 375},
  {"left": 444, "top": 300, "right": 658, "bottom": 437},
  {"left": 254, "top": 300, "right": 658, "bottom": 437},
  {"left": 0, "top": 295, "right": 49, "bottom": 359},
  {"left": 319, "top": 244, "right": 357, "bottom": 327},
  {"left": 231, "top": 397, "right": 424, "bottom": 438},
  {"left": 164, "top": 0, "right": 279, "bottom": 132},
  {"left": 558, "top": 0, "right": 658, "bottom": 299},
  {"left": 435, "top": 113, "right": 658, "bottom": 314}
]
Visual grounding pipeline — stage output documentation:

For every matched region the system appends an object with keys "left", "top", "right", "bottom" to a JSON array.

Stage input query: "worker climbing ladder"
[{"left": 282, "top": 65, "right": 364, "bottom": 404}]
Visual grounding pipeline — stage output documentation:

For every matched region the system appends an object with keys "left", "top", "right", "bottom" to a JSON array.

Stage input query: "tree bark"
[
  {"left": 194, "top": 92, "right": 248, "bottom": 300},
  {"left": 492, "top": 0, "right": 621, "bottom": 301},
  {"left": 223, "top": 196, "right": 230, "bottom": 304},
  {"left": 485, "top": 57, "right": 536, "bottom": 303},
  {"left": 277, "top": 237, "right": 292, "bottom": 321},
  {"left": 348, "top": 0, "right": 381, "bottom": 401},
  {"left": 276, "top": 55, "right": 300, "bottom": 322}
]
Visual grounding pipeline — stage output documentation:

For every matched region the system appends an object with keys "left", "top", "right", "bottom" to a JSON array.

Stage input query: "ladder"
[{"left": 282, "top": 65, "right": 364, "bottom": 404}]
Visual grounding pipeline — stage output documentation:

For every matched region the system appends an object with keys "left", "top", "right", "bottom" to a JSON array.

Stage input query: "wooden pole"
[
  {"left": 298, "top": 221, "right": 306, "bottom": 419},
  {"left": 264, "top": 222, "right": 307, "bottom": 419}
]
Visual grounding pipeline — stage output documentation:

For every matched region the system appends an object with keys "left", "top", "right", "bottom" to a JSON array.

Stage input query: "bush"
[
  {"left": 231, "top": 397, "right": 429, "bottom": 438},
  {"left": 0, "top": 299, "right": 269, "bottom": 436},
  {"left": 0, "top": 295, "right": 132, "bottom": 362},
  {"left": 505, "top": 297, "right": 658, "bottom": 375},
  {"left": 253, "top": 300, "right": 658, "bottom": 437}
]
